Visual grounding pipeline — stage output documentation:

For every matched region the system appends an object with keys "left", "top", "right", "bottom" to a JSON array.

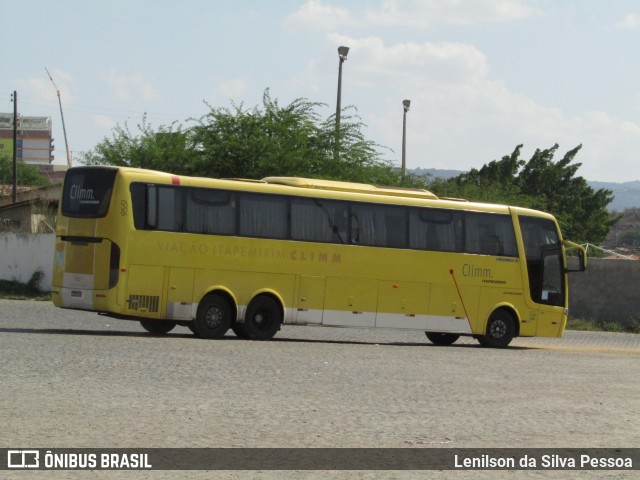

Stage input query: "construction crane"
[{"left": 45, "top": 67, "right": 72, "bottom": 168}]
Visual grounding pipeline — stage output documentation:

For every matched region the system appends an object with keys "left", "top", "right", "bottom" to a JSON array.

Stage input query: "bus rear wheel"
[
  {"left": 243, "top": 296, "right": 282, "bottom": 340},
  {"left": 231, "top": 323, "right": 250, "bottom": 339},
  {"left": 478, "top": 310, "right": 515, "bottom": 348},
  {"left": 140, "top": 319, "right": 176, "bottom": 335},
  {"left": 426, "top": 332, "right": 460, "bottom": 346},
  {"left": 194, "top": 294, "right": 232, "bottom": 339}
]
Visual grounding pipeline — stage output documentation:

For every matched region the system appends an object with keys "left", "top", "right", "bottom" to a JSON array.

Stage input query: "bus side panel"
[
  {"left": 293, "top": 275, "right": 326, "bottom": 325},
  {"left": 376, "top": 281, "right": 430, "bottom": 330},
  {"left": 165, "top": 268, "right": 195, "bottom": 320},
  {"left": 536, "top": 307, "right": 566, "bottom": 337},
  {"left": 126, "top": 265, "right": 165, "bottom": 318},
  {"left": 322, "top": 278, "right": 377, "bottom": 327}
]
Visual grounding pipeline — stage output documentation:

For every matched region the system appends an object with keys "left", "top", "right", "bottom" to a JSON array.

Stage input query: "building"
[
  {"left": 0, "top": 183, "right": 62, "bottom": 233},
  {"left": 0, "top": 113, "right": 54, "bottom": 165}
]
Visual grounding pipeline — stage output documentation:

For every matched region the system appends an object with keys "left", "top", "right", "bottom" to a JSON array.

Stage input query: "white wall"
[{"left": 0, "top": 233, "right": 55, "bottom": 291}]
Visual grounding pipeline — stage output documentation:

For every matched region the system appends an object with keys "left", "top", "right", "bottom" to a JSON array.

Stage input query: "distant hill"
[
  {"left": 410, "top": 169, "right": 640, "bottom": 211},
  {"left": 412, "top": 168, "right": 463, "bottom": 179},
  {"left": 589, "top": 181, "right": 640, "bottom": 212}
]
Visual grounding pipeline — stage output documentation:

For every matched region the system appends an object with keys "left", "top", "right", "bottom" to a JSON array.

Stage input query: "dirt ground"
[{"left": 1, "top": 300, "right": 638, "bottom": 479}]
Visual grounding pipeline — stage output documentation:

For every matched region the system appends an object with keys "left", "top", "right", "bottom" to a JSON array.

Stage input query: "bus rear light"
[{"left": 109, "top": 242, "right": 121, "bottom": 288}]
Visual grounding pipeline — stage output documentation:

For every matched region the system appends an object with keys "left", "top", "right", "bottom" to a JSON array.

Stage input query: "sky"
[{"left": 2, "top": 0, "right": 639, "bottom": 183}]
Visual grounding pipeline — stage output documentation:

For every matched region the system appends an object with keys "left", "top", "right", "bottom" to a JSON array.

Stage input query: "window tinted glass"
[
  {"left": 157, "top": 186, "right": 183, "bottom": 231},
  {"left": 519, "top": 216, "right": 560, "bottom": 260},
  {"left": 409, "top": 208, "right": 463, "bottom": 252},
  {"left": 351, "top": 203, "right": 407, "bottom": 247},
  {"left": 61, "top": 168, "right": 117, "bottom": 218},
  {"left": 291, "top": 198, "right": 349, "bottom": 244},
  {"left": 239, "top": 193, "right": 288, "bottom": 239},
  {"left": 186, "top": 188, "right": 236, "bottom": 235},
  {"left": 465, "top": 212, "right": 517, "bottom": 257}
]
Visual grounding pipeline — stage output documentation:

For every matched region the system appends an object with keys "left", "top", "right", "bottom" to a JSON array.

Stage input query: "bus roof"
[
  {"left": 81, "top": 166, "right": 556, "bottom": 219},
  {"left": 261, "top": 176, "right": 439, "bottom": 200}
]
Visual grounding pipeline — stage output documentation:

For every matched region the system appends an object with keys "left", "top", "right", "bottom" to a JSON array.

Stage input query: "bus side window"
[
  {"left": 239, "top": 193, "right": 288, "bottom": 239},
  {"left": 130, "top": 183, "right": 147, "bottom": 229},
  {"left": 157, "top": 186, "right": 182, "bottom": 232},
  {"left": 465, "top": 212, "right": 517, "bottom": 257},
  {"left": 186, "top": 188, "right": 236, "bottom": 235},
  {"left": 147, "top": 185, "right": 158, "bottom": 229},
  {"left": 410, "top": 208, "right": 463, "bottom": 252},
  {"left": 332, "top": 209, "right": 349, "bottom": 244}
]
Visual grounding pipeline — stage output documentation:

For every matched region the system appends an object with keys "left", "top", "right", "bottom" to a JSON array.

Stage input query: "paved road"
[{"left": 1, "top": 300, "right": 639, "bottom": 479}]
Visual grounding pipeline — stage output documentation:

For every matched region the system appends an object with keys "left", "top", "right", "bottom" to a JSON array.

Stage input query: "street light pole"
[
  {"left": 335, "top": 46, "right": 349, "bottom": 161},
  {"left": 402, "top": 99, "right": 411, "bottom": 181}
]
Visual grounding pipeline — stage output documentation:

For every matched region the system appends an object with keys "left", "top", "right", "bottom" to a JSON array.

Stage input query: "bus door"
[{"left": 519, "top": 216, "right": 566, "bottom": 336}]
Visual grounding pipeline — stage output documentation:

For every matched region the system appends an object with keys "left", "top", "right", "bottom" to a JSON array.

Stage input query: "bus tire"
[
  {"left": 243, "top": 296, "right": 282, "bottom": 340},
  {"left": 194, "top": 294, "right": 232, "bottom": 339},
  {"left": 478, "top": 309, "right": 515, "bottom": 348},
  {"left": 140, "top": 319, "right": 176, "bottom": 335},
  {"left": 231, "top": 323, "right": 250, "bottom": 339},
  {"left": 425, "top": 332, "right": 460, "bottom": 346}
]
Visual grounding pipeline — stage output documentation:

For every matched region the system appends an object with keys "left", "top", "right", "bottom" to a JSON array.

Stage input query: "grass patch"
[
  {"left": 567, "top": 317, "right": 639, "bottom": 334},
  {"left": 0, "top": 280, "right": 51, "bottom": 300},
  {"left": 0, "top": 270, "right": 51, "bottom": 301}
]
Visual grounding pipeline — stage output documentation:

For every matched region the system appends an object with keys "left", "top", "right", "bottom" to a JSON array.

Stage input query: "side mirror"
[{"left": 563, "top": 240, "right": 587, "bottom": 272}]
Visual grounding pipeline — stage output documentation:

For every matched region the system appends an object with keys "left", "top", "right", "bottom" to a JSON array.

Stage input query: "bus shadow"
[
  {"left": 0, "top": 327, "right": 534, "bottom": 350},
  {"left": 269, "top": 336, "right": 532, "bottom": 350},
  {"left": 0, "top": 327, "right": 192, "bottom": 339}
]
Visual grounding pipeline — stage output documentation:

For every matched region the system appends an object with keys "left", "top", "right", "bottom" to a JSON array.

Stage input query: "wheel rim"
[
  {"left": 253, "top": 310, "right": 269, "bottom": 329},
  {"left": 205, "top": 306, "right": 224, "bottom": 329},
  {"left": 490, "top": 319, "right": 507, "bottom": 339}
]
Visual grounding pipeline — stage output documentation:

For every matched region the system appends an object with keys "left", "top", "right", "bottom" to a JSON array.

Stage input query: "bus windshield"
[{"left": 61, "top": 167, "right": 117, "bottom": 218}]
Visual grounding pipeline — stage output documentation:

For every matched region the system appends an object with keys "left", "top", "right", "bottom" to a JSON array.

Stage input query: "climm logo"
[{"left": 70, "top": 184, "right": 95, "bottom": 201}]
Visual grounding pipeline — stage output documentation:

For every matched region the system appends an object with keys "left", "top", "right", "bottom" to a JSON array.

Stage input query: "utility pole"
[
  {"left": 45, "top": 68, "right": 72, "bottom": 168},
  {"left": 12, "top": 91, "right": 17, "bottom": 204}
]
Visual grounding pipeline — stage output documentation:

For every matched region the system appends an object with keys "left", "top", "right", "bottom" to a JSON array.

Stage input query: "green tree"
[
  {"left": 0, "top": 151, "right": 50, "bottom": 186},
  {"left": 80, "top": 90, "right": 403, "bottom": 186},
  {"left": 80, "top": 115, "right": 195, "bottom": 174},
  {"left": 190, "top": 90, "right": 400, "bottom": 184},
  {"left": 429, "top": 144, "right": 616, "bottom": 244}
]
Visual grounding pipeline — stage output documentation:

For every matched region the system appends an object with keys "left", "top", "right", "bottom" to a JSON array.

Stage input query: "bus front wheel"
[
  {"left": 478, "top": 310, "right": 515, "bottom": 348},
  {"left": 243, "top": 296, "right": 282, "bottom": 340},
  {"left": 426, "top": 332, "right": 460, "bottom": 346},
  {"left": 194, "top": 294, "right": 232, "bottom": 339},
  {"left": 140, "top": 319, "right": 176, "bottom": 335}
]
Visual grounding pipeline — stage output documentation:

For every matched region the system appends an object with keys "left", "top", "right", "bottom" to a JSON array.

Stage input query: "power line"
[{"left": 3, "top": 91, "right": 193, "bottom": 119}]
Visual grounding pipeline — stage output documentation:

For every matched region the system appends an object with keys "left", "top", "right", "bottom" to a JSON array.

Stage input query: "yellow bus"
[{"left": 52, "top": 166, "right": 586, "bottom": 348}]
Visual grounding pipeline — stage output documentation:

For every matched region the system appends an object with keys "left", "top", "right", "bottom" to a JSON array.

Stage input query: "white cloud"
[
  {"left": 19, "top": 70, "right": 76, "bottom": 106},
  {"left": 92, "top": 114, "right": 115, "bottom": 129},
  {"left": 327, "top": 34, "right": 489, "bottom": 85},
  {"left": 214, "top": 78, "right": 248, "bottom": 99},
  {"left": 615, "top": 12, "right": 639, "bottom": 29},
  {"left": 285, "top": 0, "right": 353, "bottom": 32},
  {"left": 322, "top": 35, "right": 640, "bottom": 181},
  {"left": 104, "top": 70, "right": 160, "bottom": 101},
  {"left": 366, "top": 0, "right": 535, "bottom": 27},
  {"left": 286, "top": 0, "right": 535, "bottom": 31}
]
